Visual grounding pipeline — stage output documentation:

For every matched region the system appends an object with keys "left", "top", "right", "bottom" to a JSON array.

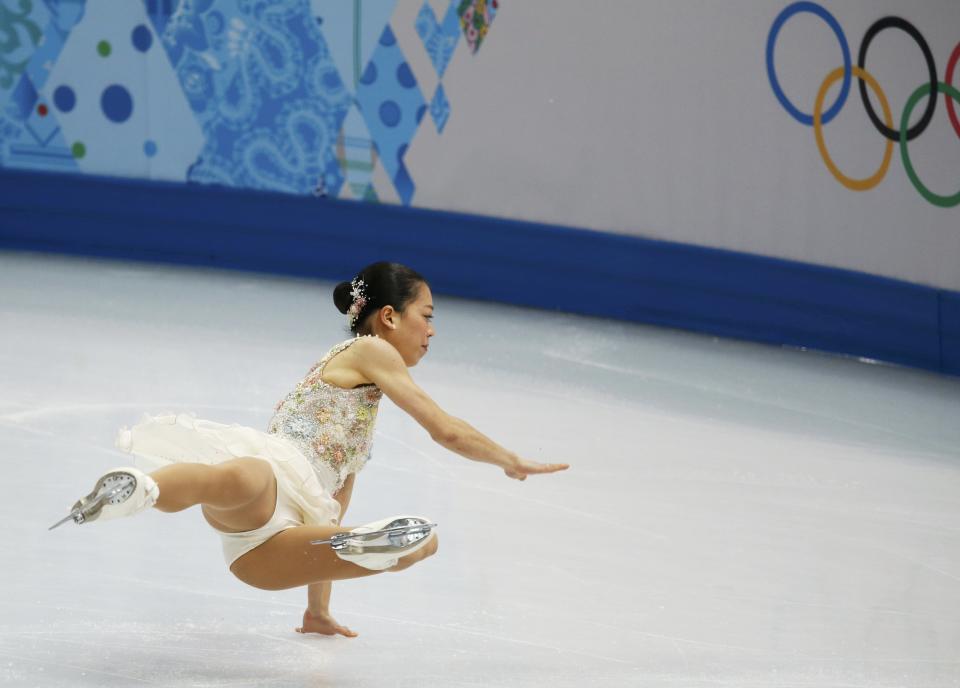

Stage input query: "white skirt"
[{"left": 115, "top": 413, "right": 341, "bottom": 564}]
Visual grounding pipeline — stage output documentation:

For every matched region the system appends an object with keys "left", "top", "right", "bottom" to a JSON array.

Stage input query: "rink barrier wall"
[{"left": 0, "top": 169, "right": 956, "bottom": 376}]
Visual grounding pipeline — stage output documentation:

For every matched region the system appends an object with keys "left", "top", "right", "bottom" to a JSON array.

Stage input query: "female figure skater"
[{"left": 52, "top": 262, "right": 569, "bottom": 637}]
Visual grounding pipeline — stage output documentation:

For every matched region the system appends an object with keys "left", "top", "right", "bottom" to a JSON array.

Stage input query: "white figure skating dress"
[{"left": 117, "top": 337, "right": 383, "bottom": 565}]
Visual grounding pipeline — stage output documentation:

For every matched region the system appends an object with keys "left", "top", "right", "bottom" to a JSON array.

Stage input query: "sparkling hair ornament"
[{"left": 346, "top": 278, "right": 368, "bottom": 328}]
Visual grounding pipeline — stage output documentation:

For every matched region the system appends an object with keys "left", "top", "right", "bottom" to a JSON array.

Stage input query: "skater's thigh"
[
  {"left": 200, "top": 457, "right": 277, "bottom": 533},
  {"left": 229, "top": 524, "right": 439, "bottom": 591},
  {"left": 229, "top": 524, "right": 376, "bottom": 590}
]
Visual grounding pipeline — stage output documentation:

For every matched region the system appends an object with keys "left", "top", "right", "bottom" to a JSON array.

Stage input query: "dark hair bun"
[
  {"left": 333, "top": 281, "right": 353, "bottom": 314},
  {"left": 332, "top": 262, "right": 428, "bottom": 334}
]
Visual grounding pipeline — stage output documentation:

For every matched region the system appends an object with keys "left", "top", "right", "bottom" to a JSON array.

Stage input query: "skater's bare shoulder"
[
  {"left": 350, "top": 337, "right": 451, "bottom": 439},
  {"left": 348, "top": 334, "right": 400, "bottom": 362},
  {"left": 333, "top": 335, "right": 404, "bottom": 380}
]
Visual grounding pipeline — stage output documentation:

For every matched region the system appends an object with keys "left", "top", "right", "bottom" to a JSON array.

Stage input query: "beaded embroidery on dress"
[{"left": 268, "top": 337, "right": 383, "bottom": 494}]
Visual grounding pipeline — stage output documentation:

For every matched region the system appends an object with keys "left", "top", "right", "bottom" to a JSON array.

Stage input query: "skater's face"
[{"left": 378, "top": 282, "right": 435, "bottom": 366}]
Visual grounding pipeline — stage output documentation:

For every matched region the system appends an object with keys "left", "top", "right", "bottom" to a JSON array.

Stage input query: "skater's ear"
[{"left": 377, "top": 305, "right": 399, "bottom": 330}]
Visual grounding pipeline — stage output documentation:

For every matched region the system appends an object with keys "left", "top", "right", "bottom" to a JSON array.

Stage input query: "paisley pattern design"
[
  {"left": 416, "top": 0, "right": 460, "bottom": 78},
  {"left": 156, "top": 0, "right": 351, "bottom": 196},
  {"left": 267, "top": 337, "right": 383, "bottom": 494},
  {"left": 0, "top": 0, "right": 42, "bottom": 91}
]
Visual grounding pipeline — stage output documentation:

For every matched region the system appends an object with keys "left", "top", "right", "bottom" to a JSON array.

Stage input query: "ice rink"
[{"left": 1, "top": 251, "right": 959, "bottom": 687}]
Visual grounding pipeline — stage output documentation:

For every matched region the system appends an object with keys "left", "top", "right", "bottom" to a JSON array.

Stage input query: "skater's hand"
[
  {"left": 504, "top": 457, "right": 569, "bottom": 481},
  {"left": 296, "top": 609, "right": 358, "bottom": 638}
]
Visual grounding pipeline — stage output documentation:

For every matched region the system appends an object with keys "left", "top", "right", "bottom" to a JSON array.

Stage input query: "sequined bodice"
[{"left": 268, "top": 337, "right": 383, "bottom": 494}]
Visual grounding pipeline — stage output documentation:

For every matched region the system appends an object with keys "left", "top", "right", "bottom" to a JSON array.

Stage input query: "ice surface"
[{"left": 1, "top": 252, "right": 959, "bottom": 687}]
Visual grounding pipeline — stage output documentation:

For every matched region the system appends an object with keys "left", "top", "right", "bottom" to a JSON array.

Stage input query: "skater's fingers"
[{"left": 527, "top": 462, "right": 570, "bottom": 474}]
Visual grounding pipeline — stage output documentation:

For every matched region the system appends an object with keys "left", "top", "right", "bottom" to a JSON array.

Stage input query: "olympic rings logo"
[{"left": 766, "top": 1, "right": 960, "bottom": 208}]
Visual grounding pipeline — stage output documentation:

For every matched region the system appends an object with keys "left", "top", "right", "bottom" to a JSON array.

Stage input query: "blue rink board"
[{"left": 0, "top": 169, "right": 955, "bottom": 376}]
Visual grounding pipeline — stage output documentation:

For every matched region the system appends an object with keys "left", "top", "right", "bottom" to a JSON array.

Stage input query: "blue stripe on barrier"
[
  {"left": 0, "top": 168, "right": 955, "bottom": 375},
  {"left": 940, "top": 292, "right": 960, "bottom": 375}
]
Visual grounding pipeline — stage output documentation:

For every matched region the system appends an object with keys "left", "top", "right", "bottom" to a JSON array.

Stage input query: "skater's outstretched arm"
[{"left": 353, "top": 337, "right": 569, "bottom": 480}]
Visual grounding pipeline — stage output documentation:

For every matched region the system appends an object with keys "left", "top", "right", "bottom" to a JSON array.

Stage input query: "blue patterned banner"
[{"left": 0, "top": 0, "right": 500, "bottom": 205}]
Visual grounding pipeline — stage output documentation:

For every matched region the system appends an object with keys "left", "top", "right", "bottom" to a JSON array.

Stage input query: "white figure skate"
[
  {"left": 49, "top": 467, "right": 159, "bottom": 530},
  {"left": 312, "top": 515, "right": 436, "bottom": 570}
]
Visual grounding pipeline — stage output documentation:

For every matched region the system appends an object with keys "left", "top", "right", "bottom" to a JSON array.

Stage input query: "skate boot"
[
  {"left": 312, "top": 515, "right": 436, "bottom": 570},
  {"left": 49, "top": 467, "right": 159, "bottom": 530}
]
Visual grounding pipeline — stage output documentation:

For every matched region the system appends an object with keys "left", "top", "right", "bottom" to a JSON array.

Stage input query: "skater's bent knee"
[{"left": 211, "top": 458, "right": 273, "bottom": 507}]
